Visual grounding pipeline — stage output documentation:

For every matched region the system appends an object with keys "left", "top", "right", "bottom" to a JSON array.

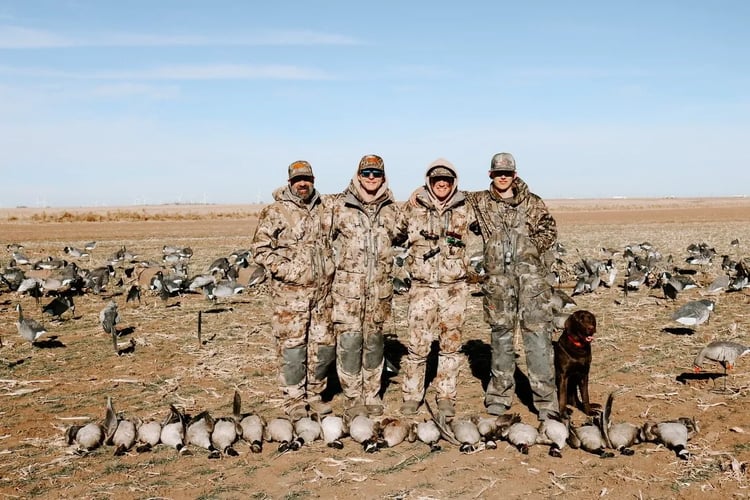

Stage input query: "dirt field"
[{"left": 1, "top": 197, "right": 749, "bottom": 499}]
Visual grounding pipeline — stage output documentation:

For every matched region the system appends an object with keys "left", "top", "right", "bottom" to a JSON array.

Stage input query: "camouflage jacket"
[
  {"left": 251, "top": 185, "right": 334, "bottom": 291},
  {"left": 403, "top": 160, "right": 476, "bottom": 286},
  {"left": 465, "top": 177, "right": 557, "bottom": 275},
  {"left": 329, "top": 181, "right": 407, "bottom": 309}
]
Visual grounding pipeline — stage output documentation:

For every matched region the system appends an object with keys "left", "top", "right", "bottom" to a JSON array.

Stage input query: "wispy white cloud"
[
  {"left": 0, "top": 63, "right": 334, "bottom": 81},
  {"left": 91, "top": 82, "right": 181, "bottom": 99},
  {"left": 0, "top": 25, "right": 362, "bottom": 49}
]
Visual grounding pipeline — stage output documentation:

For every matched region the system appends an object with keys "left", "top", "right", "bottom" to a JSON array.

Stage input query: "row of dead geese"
[{"left": 67, "top": 390, "right": 700, "bottom": 461}]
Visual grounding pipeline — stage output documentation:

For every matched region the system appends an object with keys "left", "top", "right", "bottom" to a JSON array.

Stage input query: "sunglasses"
[
  {"left": 360, "top": 168, "right": 385, "bottom": 178},
  {"left": 493, "top": 170, "right": 515, "bottom": 178}
]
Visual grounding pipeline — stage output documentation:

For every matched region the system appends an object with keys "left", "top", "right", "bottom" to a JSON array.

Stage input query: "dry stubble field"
[{"left": 0, "top": 197, "right": 749, "bottom": 499}]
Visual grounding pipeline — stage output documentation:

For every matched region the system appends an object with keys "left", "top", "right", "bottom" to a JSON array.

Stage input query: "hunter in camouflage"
[
  {"left": 329, "top": 154, "right": 408, "bottom": 418},
  {"left": 251, "top": 160, "right": 336, "bottom": 421},
  {"left": 465, "top": 152, "right": 560, "bottom": 421},
  {"left": 400, "top": 159, "right": 476, "bottom": 417}
]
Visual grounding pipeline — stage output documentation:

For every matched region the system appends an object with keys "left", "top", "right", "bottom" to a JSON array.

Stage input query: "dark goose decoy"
[
  {"left": 42, "top": 295, "right": 75, "bottom": 321},
  {"left": 99, "top": 300, "right": 121, "bottom": 352}
]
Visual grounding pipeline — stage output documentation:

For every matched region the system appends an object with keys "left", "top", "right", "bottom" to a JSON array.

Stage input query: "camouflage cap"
[
  {"left": 489, "top": 152, "right": 516, "bottom": 172},
  {"left": 288, "top": 160, "right": 314, "bottom": 180},
  {"left": 427, "top": 166, "right": 455, "bottom": 179},
  {"left": 358, "top": 154, "right": 385, "bottom": 173}
]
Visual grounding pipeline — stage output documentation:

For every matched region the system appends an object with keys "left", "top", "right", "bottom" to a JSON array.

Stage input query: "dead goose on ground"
[
  {"left": 450, "top": 418, "right": 482, "bottom": 453},
  {"left": 378, "top": 417, "right": 414, "bottom": 449},
  {"left": 104, "top": 397, "right": 137, "bottom": 456},
  {"left": 536, "top": 416, "right": 569, "bottom": 458},
  {"left": 15, "top": 303, "right": 47, "bottom": 345},
  {"left": 567, "top": 415, "right": 614, "bottom": 458},
  {"left": 210, "top": 390, "right": 242, "bottom": 457},
  {"left": 348, "top": 414, "right": 380, "bottom": 453},
  {"left": 66, "top": 418, "right": 105, "bottom": 455},
  {"left": 186, "top": 410, "right": 221, "bottom": 458},
  {"left": 499, "top": 414, "right": 538, "bottom": 455},
  {"left": 293, "top": 416, "right": 322, "bottom": 448},
  {"left": 233, "top": 390, "right": 264, "bottom": 453},
  {"left": 134, "top": 417, "right": 162, "bottom": 453},
  {"left": 473, "top": 416, "right": 499, "bottom": 449},
  {"left": 160, "top": 404, "right": 191, "bottom": 456},
  {"left": 601, "top": 391, "right": 642, "bottom": 456},
  {"left": 319, "top": 415, "right": 346, "bottom": 449},
  {"left": 264, "top": 417, "right": 299, "bottom": 452},
  {"left": 414, "top": 419, "right": 442, "bottom": 452},
  {"left": 642, "top": 417, "right": 699, "bottom": 460}
]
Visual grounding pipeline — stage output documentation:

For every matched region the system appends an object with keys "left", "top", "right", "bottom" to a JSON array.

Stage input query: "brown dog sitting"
[{"left": 554, "top": 310, "right": 599, "bottom": 416}]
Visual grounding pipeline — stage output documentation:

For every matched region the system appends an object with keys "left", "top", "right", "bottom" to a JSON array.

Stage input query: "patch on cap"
[
  {"left": 428, "top": 166, "right": 455, "bottom": 178},
  {"left": 358, "top": 154, "right": 385, "bottom": 172},
  {"left": 288, "top": 160, "right": 314, "bottom": 180},
  {"left": 490, "top": 152, "right": 516, "bottom": 172}
]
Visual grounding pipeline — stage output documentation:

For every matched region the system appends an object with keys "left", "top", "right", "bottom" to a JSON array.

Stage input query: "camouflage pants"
[
  {"left": 271, "top": 285, "right": 335, "bottom": 414},
  {"left": 401, "top": 282, "right": 467, "bottom": 403},
  {"left": 333, "top": 289, "right": 389, "bottom": 408},
  {"left": 481, "top": 264, "right": 558, "bottom": 416}
]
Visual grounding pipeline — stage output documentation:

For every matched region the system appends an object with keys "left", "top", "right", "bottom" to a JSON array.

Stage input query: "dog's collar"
[{"left": 565, "top": 330, "right": 584, "bottom": 348}]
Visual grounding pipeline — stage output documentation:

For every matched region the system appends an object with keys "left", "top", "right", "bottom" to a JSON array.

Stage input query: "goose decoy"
[
  {"left": 414, "top": 419, "right": 442, "bottom": 452},
  {"left": 126, "top": 284, "right": 141, "bottom": 305},
  {"left": 63, "top": 246, "right": 89, "bottom": 259},
  {"left": 99, "top": 300, "right": 121, "bottom": 353},
  {"left": 378, "top": 417, "right": 413, "bottom": 449},
  {"left": 135, "top": 417, "right": 162, "bottom": 453},
  {"left": 641, "top": 417, "right": 699, "bottom": 460},
  {"left": 319, "top": 415, "right": 346, "bottom": 449},
  {"left": 66, "top": 421, "right": 105, "bottom": 455},
  {"left": 536, "top": 417, "right": 569, "bottom": 458},
  {"left": 104, "top": 397, "right": 137, "bottom": 456},
  {"left": 17, "top": 277, "right": 43, "bottom": 304},
  {"left": 203, "top": 280, "right": 244, "bottom": 301},
  {"left": 672, "top": 299, "right": 714, "bottom": 328},
  {"left": 42, "top": 295, "right": 75, "bottom": 321},
  {"left": 160, "top": 405, "right": 190, "bottom": 455},
  {"left": 186, "top": 410, "right": 220, "bottom": 458},
  {"left": 601, "top": 392, "right": 642, "bottom": 456},
  {"left": 264, "top": 417, "right": 298, "bottom": 452},
  {"left": 693, "top": 340, "right": 750, "bottom": 392},
  {"left": 84, "top": 241, "right": 97, "bottom": 251},
  {"left": 348, "top": 415, "right": 379, "bottom": 453},
  {"left": 15, "top": 303, "right": 47, "bottom": 344}
]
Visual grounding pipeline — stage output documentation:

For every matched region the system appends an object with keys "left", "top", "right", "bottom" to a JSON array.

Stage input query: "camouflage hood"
[{"left": 415, "top": 158, "right": 464, "bottom": 214}]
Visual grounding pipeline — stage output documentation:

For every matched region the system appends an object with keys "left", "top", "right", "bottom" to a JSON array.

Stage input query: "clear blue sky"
[{"left": 1, "top": 1, "right": 748, "bottom": 207}]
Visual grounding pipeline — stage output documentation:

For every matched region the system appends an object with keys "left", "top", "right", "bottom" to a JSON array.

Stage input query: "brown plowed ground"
[{"left": 0, "top": 197, "right": 749, "bottom": 499}]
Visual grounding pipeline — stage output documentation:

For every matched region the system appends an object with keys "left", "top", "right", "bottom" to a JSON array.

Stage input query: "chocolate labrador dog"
[{"left": 554, "top": 310, "right": 599, "bottom": 416}]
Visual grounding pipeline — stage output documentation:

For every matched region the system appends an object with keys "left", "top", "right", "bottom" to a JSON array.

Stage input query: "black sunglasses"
[
  {"left": 360, "top": 168, "right": 384, "bottom": 178},
  {"left": 492, "top": 170, "right": 515, "bottom": 178}
]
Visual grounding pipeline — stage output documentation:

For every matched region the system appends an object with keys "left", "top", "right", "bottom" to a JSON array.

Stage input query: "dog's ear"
[{"left": 563, "top": 313, "right": 578, "bottom": 333}]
